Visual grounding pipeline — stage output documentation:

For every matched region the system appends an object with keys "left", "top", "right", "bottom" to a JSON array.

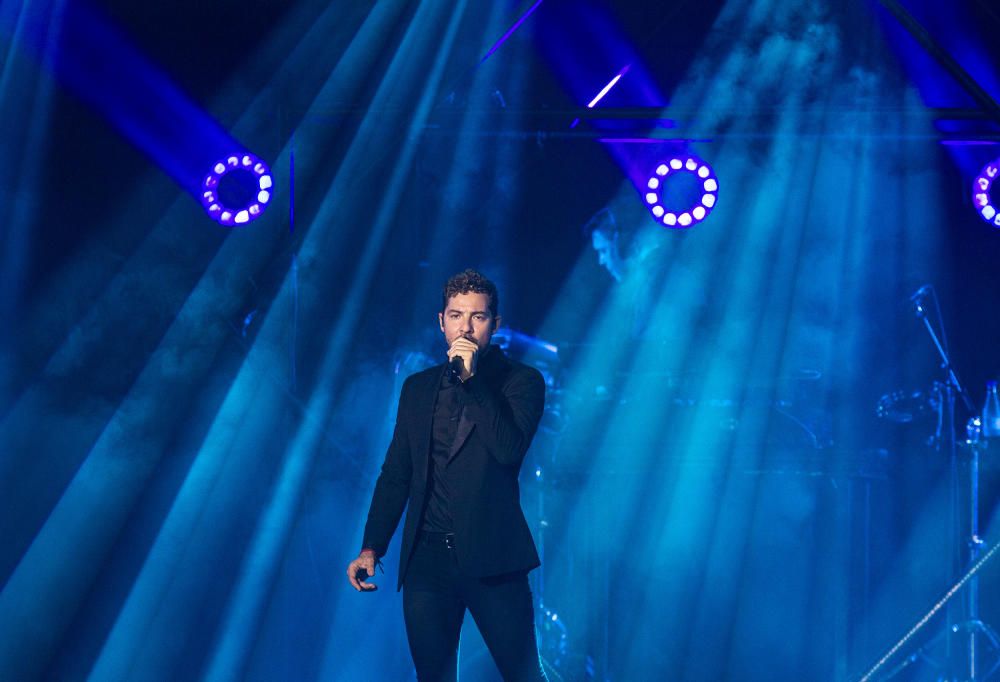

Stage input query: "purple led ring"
[
  {"left": 973, "top": 158, "right": 1000, "bottom": 228},
  {"left": 200, "top": 153, "right": 273, "bottom": 227},
  {"left": 643, "top": 156, "right": 718, "bottom": 229}
]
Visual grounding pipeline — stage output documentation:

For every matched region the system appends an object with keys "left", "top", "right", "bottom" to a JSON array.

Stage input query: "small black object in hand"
[{"left": 355, "top": 567, "right": 376, "bottom": 589}]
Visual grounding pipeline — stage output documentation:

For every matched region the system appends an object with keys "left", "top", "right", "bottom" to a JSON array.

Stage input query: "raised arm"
[{"left": 456, "top": 364, "right": 545, "bottom": 467}]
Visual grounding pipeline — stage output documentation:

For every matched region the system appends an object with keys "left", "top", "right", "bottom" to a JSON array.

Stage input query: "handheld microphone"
[
  {"left": 446, "top": 356, "right": 463, "bottom": 383},
  {"left": 355, "top": 567, "right": 377, "bottom": 591}
]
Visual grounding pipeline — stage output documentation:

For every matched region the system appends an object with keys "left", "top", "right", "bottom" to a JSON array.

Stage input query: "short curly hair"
[{"left": 441, "top": 269, "right": 499, "bottom": 318}]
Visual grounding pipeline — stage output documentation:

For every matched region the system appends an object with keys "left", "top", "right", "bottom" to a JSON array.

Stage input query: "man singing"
[{"left": 346, "top": 269, "right": 548, "bottom": 681}]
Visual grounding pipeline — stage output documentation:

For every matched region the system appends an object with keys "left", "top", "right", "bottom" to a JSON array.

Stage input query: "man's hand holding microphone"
[{"left": 447, "top": 335, "right": 478, "bottom": 382}]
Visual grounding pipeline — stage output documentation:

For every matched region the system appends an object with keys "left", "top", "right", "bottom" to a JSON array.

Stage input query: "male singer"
[{"left": 346, "top": 269, "right": 547, "bottom": 681}]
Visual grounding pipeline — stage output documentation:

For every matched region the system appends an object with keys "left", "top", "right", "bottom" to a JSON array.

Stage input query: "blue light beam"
[
  {"left": 3, "top": 0, "right": 270, "bottom": 218},
  {"left": 479, "top": 0, "right": 545, "bottom": 64}
]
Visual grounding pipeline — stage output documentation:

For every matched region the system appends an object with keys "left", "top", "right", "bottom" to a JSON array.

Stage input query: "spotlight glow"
[
  {"left": 200, "top": 152, "right": 273, "bottom": 227},
  {"left": 972, "top": 159, "right": 1000, "bottom": 227},
  {"left": 586, "top": 65, "right": 631, "bottom": 108},
  {"left": 643, "top": 156, "right": 719, "bottom": 230}
]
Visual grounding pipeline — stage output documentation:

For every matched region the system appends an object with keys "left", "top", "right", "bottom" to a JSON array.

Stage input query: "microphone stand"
[{"left": 911, "top": 291, "right": 996, "bottom": 681}]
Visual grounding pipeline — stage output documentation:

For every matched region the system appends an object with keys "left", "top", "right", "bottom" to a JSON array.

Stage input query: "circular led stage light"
[
  {"left": 201, "top": 153, "right": 273, "bottom": 227},
  {"left": 645, "top": 156, "right": 718, "bottom": 229},
  {"left": 973, "top": 158, "right": 1000, "bottom": 228}
]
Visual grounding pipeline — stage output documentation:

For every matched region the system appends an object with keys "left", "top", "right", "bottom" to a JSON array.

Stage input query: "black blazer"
[{"left": 362, "top": 345, "right": 546, "bottom": 591}]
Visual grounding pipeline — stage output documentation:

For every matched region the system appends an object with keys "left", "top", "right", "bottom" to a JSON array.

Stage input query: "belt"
[{"left": 418, "top": 530, "right": 456, "bottom": 549}]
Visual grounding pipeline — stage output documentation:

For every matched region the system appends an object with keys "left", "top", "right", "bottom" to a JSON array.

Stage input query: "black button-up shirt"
[{"left": 420, "top": 369, "right": 463, "bottom": 532}]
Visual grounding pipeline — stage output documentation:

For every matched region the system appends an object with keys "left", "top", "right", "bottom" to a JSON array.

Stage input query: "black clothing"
[
  {"left": 420, "top": 372, "right": 462, "bottom": 533},
  {"left": 403, "top": 534, "right": 546, "bottom": 682},
  {"left": 362, "top": 344, "right": 546, "bottom": 590},
  {"left": 362, "top": 344, "right": 547, "bottom": 680}
]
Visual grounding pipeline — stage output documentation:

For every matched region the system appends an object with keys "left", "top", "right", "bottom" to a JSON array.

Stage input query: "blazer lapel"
[
  {"left": 445, "top": 346, "right": 506, "bottom": 464},
  {"left": 414, "top": 364, "right": 447, "bottom": 481},
  {"left": 447, "top": 410, "right": 475, "bottom": 463}
]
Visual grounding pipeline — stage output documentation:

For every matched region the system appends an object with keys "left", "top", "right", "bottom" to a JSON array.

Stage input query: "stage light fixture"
[
  {"left": 200, "top": 153, "right": 273, "bottom": 227},
  {"left": 643, "top": 156, "right": 719, "bottom": 229},
  {"left": 973, "top": 158, "right": 1000, "bottom": 227}
]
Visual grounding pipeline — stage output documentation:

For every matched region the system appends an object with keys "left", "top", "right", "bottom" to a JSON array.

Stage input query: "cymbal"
[{"left": 876, "top": 388, "right": 939, "bottom": 423}]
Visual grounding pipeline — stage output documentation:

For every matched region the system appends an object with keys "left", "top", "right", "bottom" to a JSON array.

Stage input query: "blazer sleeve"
[
  {"left": 456, "top": 363, "right": 545, "bottom": 467},
  {"left": 361, "top": 377, "right": 414, "bottom": 558}
]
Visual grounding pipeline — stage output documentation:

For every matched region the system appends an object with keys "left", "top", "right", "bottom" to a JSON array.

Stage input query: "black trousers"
[{"left": 402, "top": 531, "right": 547, "bottom": 682}]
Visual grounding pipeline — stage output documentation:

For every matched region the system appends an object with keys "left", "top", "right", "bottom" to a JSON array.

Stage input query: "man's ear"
[
  {"left": 438, "top": 312, "right": 445, "bottom": 332},
  {"left": 493, "top": 315, "right": 502, "bottom": 330}
]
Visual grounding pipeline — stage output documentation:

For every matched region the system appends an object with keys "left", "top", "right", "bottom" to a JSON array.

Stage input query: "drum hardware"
[
  {"left": 536, "top": 603, "right": 570, "bottom": 672},
  {"left": 863, "top": 284, "right": 997, "bottom": 681},
  {"left": 524, "top": 348, "right": 840, "bottom": 677},
  {"left": 499, "top": 328, "right": 583, "bottom": 679},
  {"left": 876, "top": 386, "right": 940, "bottom": 424}
]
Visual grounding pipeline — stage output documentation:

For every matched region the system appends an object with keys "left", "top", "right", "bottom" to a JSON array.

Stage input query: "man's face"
[
  {"left": 438, "top": 292, "right": 499, "bottom": 352},
  {"left": 591, "top": 228, "right": 623, "bottom": 282}
]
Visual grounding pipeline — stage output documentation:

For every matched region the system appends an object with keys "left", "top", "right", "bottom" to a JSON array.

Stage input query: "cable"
[{"left": 857, "top": 537, "right": 1000, "bottom": 681}]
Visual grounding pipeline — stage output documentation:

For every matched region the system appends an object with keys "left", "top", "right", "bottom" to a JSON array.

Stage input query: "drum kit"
[
  {"left": 500, "top": 283, "right": 1000, "bottom": 682},
  {"left": 495, "top": 328, "right": 883, "bottom": 680}
]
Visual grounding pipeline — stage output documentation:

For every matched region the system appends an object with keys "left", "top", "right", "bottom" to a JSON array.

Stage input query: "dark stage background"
[{"left": 3, "top": 0, "right": 1000, "bottom": 680}]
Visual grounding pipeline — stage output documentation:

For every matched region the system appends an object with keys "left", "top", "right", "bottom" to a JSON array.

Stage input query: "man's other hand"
[{"left": 347, "top": 550, "right": 378, "bottom": 591}]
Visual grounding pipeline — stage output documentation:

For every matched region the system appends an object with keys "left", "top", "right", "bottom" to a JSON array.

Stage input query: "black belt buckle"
[{"left": 421, "top": 531, "right": 456, "bottom": 549}]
